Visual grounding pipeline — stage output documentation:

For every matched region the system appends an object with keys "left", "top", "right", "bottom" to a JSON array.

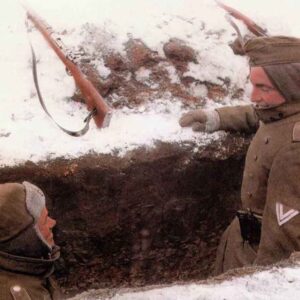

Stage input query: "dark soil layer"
[{"left": 0, "top": 134, "right": 250, "bottom": 296}]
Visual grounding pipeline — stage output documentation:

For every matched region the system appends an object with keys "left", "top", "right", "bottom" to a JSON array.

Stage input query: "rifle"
[
  {"left": 216, "top": 1, "right": 268, "bottom": 37},
  {"left": 23, "top": 4, "right": 112, "bottom": 136}
]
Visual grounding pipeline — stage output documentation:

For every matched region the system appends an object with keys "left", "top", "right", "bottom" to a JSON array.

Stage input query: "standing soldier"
[
  {"left": 0, "top": 181, "right": 62, "bottom": 299},
  {"left": 179, "top": 36, "right": 300, "bottom": 274}
]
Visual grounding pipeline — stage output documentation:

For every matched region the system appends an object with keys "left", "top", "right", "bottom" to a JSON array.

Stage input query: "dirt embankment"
[
  {"left": 70, "top": 33, "right": 243, "bottom": 109},
  {"left": 0, "top": 134, "right": 251, "bottom": 296}
]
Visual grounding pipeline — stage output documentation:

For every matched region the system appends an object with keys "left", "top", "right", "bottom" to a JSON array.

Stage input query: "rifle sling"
[{"left": 30, "top": 41, "right": 96, "bottom": 137}]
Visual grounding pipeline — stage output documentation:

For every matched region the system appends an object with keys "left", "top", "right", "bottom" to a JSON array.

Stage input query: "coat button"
[
  {"left": 247, "top": 192, "right": 252, "bottom": 198},
  {"left": 264, "top": 137, "right": 270, "bottom": 144},
  {"left": 254, "top": 155, "right": 258, "bottom": 161}
]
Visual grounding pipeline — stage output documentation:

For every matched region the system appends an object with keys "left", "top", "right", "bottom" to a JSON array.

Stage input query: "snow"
[
  {"left": 2, "top": 0, "right": 300, "bottom": 298},
  {"left": 1, "top": 0, "right": 299, "bottom": 167},
  {"left": 163, "top": 63, "right": 181, "bottom": 85},
  {"left": 135, "top": 67, "right": 152, "bottom": 83},
  {"left": 189, "top": 83, "right": 208, "bottom": 98},
  {"left": 96, "top": 59, "right": 111, "bottom": 79},
  {"left": 71, "top": 263, "right": 300, "bottom": 300}
]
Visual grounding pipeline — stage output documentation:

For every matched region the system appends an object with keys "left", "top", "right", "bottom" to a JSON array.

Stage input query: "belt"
[{"left": 236, "top": 210, "right": 262, "bottom": 244}]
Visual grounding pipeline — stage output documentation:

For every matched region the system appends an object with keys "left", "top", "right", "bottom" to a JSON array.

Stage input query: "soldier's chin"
[{"left": 45, "top": 233, "right": 55, "bottom": 247}]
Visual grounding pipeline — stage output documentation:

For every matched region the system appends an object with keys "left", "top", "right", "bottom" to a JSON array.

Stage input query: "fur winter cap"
[
  {"left": 244, "top": 36, "right": 300, "bottom": 66},
  {"left": 242, "top": 36, "right": 300, "bottom": 102},
  {"left": 0, "top": 182, "right": 46, "bottom": 242},
  {"left": 0, "top": 183, "right": 32, "bottom": 242}
]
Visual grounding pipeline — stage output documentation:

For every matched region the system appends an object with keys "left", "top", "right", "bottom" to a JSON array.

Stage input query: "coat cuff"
[{"left": 204, "top": 109, "right": 220, "bottom": 132}]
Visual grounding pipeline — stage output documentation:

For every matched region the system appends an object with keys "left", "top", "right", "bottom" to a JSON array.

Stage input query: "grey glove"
[{"left": 179, "top": 109, "right": 220, "bottom": 132}]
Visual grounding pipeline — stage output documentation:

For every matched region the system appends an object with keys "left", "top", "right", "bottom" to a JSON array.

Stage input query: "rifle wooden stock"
[
  {"left": 26, "top": 9, "right": 111, "bottom": 128},
  {"left": 216, "top": 1, "right": 268, "bottom": 37}
]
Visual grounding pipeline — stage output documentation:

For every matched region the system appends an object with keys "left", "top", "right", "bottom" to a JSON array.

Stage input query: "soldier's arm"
[
  {"left": 255, "top": 143, "right": 300, "bottom": 266},
  {"left": 216, "top": 104, "right": 259, "bottom": 133},
  {"left": 179, "top": 104, "right": 259, "bottom": 133}
]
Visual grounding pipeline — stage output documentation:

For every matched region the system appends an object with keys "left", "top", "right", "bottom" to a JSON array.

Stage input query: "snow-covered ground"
[
  {"left": 71, "top": 261, "right": 300, "bottom": 300},
  {"left": 1, "top": 0, "right": 296, "bottom": 167}
]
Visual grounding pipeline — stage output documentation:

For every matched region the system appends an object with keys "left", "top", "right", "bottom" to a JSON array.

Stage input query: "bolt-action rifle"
[
  {"left": 23, "top": 4, "right": 112, "bottom": 136},
  {"left": 216, "top": 1, "right": 268, "bottom": 37}
]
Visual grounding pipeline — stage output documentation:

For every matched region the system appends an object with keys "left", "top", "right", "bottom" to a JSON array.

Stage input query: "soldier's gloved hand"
[{"left": 179, "top": 109, "right": 220, "bottom": 133}]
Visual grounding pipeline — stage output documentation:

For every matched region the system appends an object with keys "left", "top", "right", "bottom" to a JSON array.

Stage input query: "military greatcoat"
[
  {"left": 0, "top": 249, "right": 61, "bottom": 299},
  {"left": 214, "top": 102, "right": 300, "bottom": 274}
]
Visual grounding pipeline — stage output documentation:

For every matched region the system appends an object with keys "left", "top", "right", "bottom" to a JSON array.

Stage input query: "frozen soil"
[{"left": 0, "top": 133, "right": 251, "bottom": 296}]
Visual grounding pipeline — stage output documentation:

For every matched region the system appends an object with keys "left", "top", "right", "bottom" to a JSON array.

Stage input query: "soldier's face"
[
  {"left": 37, "top": 207, "right": 56, "bottom": 247},
  {"left": 249, "top": 66, "right": 286, "bottom": 109}
]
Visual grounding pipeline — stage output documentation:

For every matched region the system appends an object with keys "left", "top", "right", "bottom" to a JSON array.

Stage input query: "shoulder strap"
[
  {"left": 10, "top": 285, "right": 32, "bottom": 300},
  {"left": 292, "top": 121, "right": 300, "bottom": 142}
]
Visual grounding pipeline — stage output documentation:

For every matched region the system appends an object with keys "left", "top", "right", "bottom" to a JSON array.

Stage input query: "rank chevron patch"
[{"left": 276, "top": 202, "right": 299, "bottom": 226}]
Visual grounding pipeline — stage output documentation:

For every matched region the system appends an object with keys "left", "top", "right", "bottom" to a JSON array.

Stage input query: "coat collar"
[
  {"left": 254, "top": 102, "right": 300, "bottom": 123},
  {"left": 0, "top": 246, "right": 60, "bottom": 277}
]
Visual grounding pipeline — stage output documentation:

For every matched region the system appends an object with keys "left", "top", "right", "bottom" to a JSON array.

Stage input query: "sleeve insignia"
[{"left": 276, "top": 202, "right": 299, "bottom": 226}]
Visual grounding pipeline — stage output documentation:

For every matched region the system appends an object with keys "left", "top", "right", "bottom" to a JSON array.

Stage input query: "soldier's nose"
[
  {"left": 250, "top": 87, "right": 261, "bottom": 102},
  {"left": 250, "top": 91, "right": 263, "bottom": 103}
]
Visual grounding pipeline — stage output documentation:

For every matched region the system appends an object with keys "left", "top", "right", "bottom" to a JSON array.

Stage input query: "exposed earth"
[
  {"left": 0, "top": 134, "right": 251, "bottom": 297},
  {"left": 70, "top": 26, "right": 245, "bottom": 110}
]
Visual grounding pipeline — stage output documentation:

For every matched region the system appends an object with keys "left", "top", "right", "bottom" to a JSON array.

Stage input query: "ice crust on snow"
[{"left": 0, "top": 0, "right": 299, "bottom": 168}]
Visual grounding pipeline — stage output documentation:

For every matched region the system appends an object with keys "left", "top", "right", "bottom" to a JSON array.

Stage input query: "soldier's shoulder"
[
  {"left": 292, "top": 121, "right": 300, "bottom": 142},
  {"left": 272, "top": 136, "right": 300, "bottom": 172}
]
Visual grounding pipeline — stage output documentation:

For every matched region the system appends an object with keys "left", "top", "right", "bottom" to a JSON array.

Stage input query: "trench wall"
[{"left": 0, "top": 135, "right": 250, "bottom": 295}]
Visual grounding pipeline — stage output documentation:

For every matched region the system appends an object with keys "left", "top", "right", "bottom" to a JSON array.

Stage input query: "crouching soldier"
[
  {"left": 0, "top": 182, "right": 62, "bottom": 299},
  {"left": 179, "top": 36, "right": 300, "bottom": 274}
]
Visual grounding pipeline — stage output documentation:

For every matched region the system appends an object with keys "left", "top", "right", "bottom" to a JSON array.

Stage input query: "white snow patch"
[
  {"left": 189, "top": 83, "right": 208, "bottom": 98},
  {"left": 1, "top": 0, "right": 300, "bottom": 168},
  {"left": 72, "top": 264, "right": 300, "bottom": 300},
  {"left": 0, "top": 98, "right": 221, "bottom": 167},
  {"left": 96, "top": 59, "right": 111, "bottom": 79},
  {"left": 163, "top": 63, "right": 181, "bottom": 84},
  {"left": 135, "top": 67, "right": 152, "bottom": 82},
  {"left": 185, "top": 46, "right": 249, "bottom": 89}
]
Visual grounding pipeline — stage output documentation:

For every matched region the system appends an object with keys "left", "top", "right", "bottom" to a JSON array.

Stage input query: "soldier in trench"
[
  {"left": 0, "top": 181, "right": 62, "bottom": 299},
  {"left": 179, "top": 36, "right": 300, "bottom": 274}
]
